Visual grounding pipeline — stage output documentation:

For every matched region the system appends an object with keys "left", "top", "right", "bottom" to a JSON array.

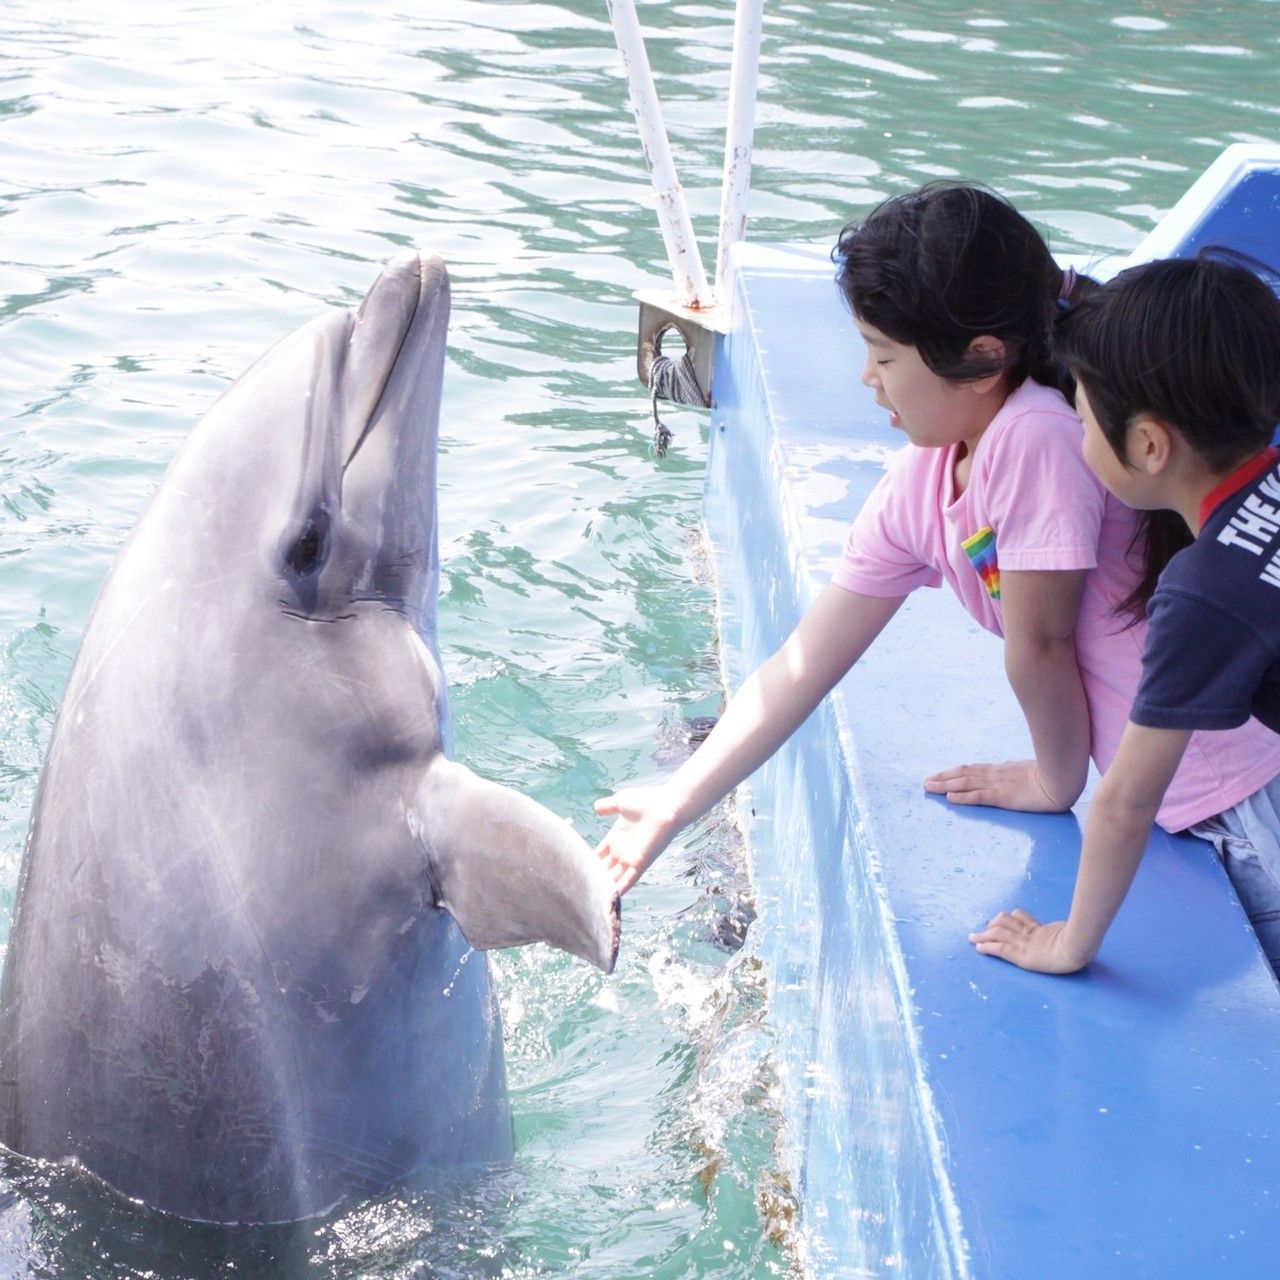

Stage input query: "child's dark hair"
[
  {"left": 833, "top": 183, "right": 1087, "bottom": 394},
  {"left": 1055, "top": 252, "right": 1280, "bottom": 618},
  {"left": 1055, "top": 253, "right": 1280, "bottom": 469}
]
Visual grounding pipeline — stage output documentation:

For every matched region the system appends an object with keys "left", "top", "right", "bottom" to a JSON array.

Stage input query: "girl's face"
[{"left": 855, "top": 319, "right": 994, "bottom": 449}]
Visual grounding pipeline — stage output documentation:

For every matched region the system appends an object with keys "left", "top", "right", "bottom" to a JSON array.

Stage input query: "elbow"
[
  {"left": 1092, "top": 771, "right": 1164, "bottom": 835},
  {"left": 1051, "top": 771, "right": 1088, "bottom": 811},
  {"left": 1003, "top": 631, "right": 1077, "bottom": 683}
]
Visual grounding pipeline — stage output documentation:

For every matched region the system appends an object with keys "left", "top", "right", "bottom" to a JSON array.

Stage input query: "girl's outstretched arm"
[
  {"left": 594, "top": 585, "right": 906, "bottom": 893},
  {"left": 924, "top": 568, "right": 1091, "bottom": 813},
  {"left": 970, "top": 722, "right": 1192, "bottom": 972}
]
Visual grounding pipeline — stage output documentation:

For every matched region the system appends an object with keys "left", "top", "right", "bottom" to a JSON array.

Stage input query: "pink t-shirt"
[{"left": 832, "top": 378, "right": 1280, "bottom": 831}]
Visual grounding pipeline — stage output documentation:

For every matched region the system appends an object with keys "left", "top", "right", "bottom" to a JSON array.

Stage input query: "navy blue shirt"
[{"left": 1131, "top": 448, "right": 1280, "bottom": 736}]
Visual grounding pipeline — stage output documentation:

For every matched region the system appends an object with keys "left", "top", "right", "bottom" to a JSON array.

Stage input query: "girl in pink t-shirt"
[{"left": 592, "top": 184, "right": 1280, "bottom": 896}]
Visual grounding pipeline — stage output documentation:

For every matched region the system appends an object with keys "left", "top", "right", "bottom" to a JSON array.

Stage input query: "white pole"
[
  {"left": 606, "top": 0, "right": 715, "bottom": 309},
  {"left": 714, "top": 0, "right": 764, "bottom": 291}
]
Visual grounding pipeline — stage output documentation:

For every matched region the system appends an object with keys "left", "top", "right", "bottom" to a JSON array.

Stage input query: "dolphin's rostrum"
[{"left": 0, "top": 254, "right": 620, "bottom": 1224}]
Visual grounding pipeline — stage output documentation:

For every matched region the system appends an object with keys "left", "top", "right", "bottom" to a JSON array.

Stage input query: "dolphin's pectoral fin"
[{"left": 415, "top": 760, "right": 620, "bottom": 973}]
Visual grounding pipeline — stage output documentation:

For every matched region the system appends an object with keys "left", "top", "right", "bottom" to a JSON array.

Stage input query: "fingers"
[
  {"left": 924, "top": 775, "right": 999, "bottom": 806},
  {"left": 600, "top": 850, "right": 640, "bottom": 895},
  {"left": 971, "top": 908, "right": 1042, "bottom": 936},
  {"left": 970, "top": 912, "right": 1083, "bottom": 975},
  {"left": 968, "top": 908, "right": 1046, "bottom": 971},
  {"left": 594, "top": 848, "right": 632, "bottom": 894},
  {"left": 593, "top": 833, "right": 625, "bottom": 873},
  {"left": 923, "top": 764, "right": 984, "bottom": 791},
  {"left": 592, "top": 819, "right": 647, "bottom": 896},
  {"left": 971, "top": 937, "right": 1014, "bottom": 960},
  {"left": 968, "top": 909, "right": 1040, "bottom": 945},
  {"left": 923, "top": 764, "right": 1001, "bottom": 806},
  {"left": 924, "top": 761, "right": 1059, "bottom": 814},
  {"left": 938, "top": 788, "right": 992, "bottom": 807},
  {"left": 592, "top": 786, "right": 678, "bottom": 896},
  {"left": 615, "top": 863, "right": 640, "bottom": 894}
]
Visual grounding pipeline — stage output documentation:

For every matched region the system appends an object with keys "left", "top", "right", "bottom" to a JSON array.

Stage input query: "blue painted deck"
[{"left": 703, "top": 148, "right": 1280, "bottom": 1278}]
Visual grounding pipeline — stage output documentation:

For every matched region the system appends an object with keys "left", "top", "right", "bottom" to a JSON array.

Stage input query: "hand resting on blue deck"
[
  {"left": 924, "top": 562, "right": 1091, "bottom": 815},
  {"left": 925, "top": 759, "right": 1074, "bottom": 813},
  {"left": 970, "top": 721, "right": 1191, "bottom": 975},
  {"left": 969, "top": 910, "right": 1085, "bottom": 974}
]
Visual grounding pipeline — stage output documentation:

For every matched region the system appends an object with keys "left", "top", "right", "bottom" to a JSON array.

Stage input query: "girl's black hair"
[
  {"left": 1055, "top": 251, "right": 1280, "bottom": 619},
  {"left": 832, "top": 183, "right": 1091, "bottom": 395}
]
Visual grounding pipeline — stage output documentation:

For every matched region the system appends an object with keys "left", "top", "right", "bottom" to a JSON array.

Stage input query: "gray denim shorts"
[{"left": 1190, "top": 771, "right": 1280, "bottom": 977}]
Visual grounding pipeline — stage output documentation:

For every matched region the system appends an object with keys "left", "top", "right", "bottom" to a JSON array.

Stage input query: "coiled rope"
[{"left": 649, "top": 349, "right": 709, "bottom": 458}]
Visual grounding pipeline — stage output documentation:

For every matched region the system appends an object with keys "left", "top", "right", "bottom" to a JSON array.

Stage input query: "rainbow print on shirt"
[{"left": 962, "top": 525, "right": 1000, "bottom": 600}]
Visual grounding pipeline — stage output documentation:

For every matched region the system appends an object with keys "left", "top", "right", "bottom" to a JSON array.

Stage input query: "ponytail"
[{"left": 1114, "top": 512, "right": 1195, "bottom": 626}]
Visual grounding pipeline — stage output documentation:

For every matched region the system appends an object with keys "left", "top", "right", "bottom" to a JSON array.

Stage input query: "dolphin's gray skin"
[{"left": 0, "top": 254, "right": 619, "bottom": 1225}]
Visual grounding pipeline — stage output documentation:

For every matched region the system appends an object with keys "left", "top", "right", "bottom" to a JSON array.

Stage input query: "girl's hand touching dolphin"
[
  {"left": 593, "top": 786, "right": 680, "bottom": 894},
  {"left": 593, "top": 587, "right": 903, "bottom": 895}
]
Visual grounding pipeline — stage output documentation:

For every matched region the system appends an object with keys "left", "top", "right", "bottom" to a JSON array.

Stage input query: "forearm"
[
  {"left": 1004, "top": 634, "right": 1091, "bottom": 807},
  {"left": 591, "top": 666, "right": 822, "bottom": 898},
  {"left": 1058, "top": 781, "right": 1161, "bottom": 965},
  {"left": 998, "top": 568, "right": 1090, "bottom": 809},
  {"left": 664, "top": 586, "right": 904, "bottom": 831},
  {"left": 665, "top": 649, "right": 828, "bottom": 828},
  {"left": 595, "top": 586, "right": 906, "bottom": 895},
  {"left": 968, "top": 722, "right": 1190, "bottom": 973}
]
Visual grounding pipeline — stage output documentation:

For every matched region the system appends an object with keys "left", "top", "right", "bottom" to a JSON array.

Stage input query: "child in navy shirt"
[{"left": 971, "top": 254, "right": 1280, "bottom": 975}]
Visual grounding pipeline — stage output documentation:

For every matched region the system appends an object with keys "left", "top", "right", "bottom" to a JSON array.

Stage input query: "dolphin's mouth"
[{"left": 339, "top": 252, "right": 443, "bottom": 479}]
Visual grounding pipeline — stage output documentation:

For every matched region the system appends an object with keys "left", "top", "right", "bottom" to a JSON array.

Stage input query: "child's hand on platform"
[
  {"left": 969, "top": 909, "right": 1089, "bottom": 974},
  {"left": 593, "top": 786, "right": 681, "bottom": 895},
  {"left": 924, "top": 759, "right": 1072, "bottom": 813}
]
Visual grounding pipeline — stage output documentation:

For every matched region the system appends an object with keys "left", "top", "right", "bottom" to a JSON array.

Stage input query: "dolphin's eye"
[{"left": 286, "top": 509, "right": 330, "bottom": 577}]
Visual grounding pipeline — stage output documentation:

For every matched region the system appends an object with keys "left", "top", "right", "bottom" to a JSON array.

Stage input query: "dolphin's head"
[
  {"left": 141, "top": 252, "right": 450, "bottom": 632},
  {"left": 278, "top": 252, "right": 449, "bottom": 629},
  {"left": 57, "top": 252, "right": 463, "bottom": 987}
]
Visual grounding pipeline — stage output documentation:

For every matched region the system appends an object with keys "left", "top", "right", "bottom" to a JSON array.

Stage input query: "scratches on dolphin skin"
[
  {"left": 350, "top": 593, "right": 416, "bottom": 622},
  {"left": 55, "top": 592, "right": 154, "bottom": 727},
  {"left": 180, "top": 779, "right": 287, "bottom": 1009},
  {"left": 293, "top": 1117, "right": 414, "bottom": 1192}
]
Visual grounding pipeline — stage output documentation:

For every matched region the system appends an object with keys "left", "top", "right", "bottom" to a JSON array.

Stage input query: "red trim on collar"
[{"left": 1199, "top": 446, "right": 1280, "bottom": 528}]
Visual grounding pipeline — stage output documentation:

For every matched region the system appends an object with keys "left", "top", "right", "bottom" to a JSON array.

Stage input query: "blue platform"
[{"left": 704, "top": 147, "right": 1280, "bottom": 1278}]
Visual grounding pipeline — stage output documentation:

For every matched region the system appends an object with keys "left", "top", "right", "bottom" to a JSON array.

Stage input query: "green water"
[{"left": 0, "top": 1, "right": 1276, "bottom": 1275}]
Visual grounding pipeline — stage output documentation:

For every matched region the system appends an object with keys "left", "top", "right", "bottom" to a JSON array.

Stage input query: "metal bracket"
[{"left": 634, "top": 288, "right": 729, "bottom": 402}]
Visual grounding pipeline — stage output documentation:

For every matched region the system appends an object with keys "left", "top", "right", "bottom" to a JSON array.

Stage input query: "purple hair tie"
[{"left": 1056, "top": 265, "right": 1077, "bottom": 311}]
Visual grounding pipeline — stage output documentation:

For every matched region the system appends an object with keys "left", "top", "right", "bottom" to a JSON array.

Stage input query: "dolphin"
[{"left": 0, "top": 253, "right": 620, "bottom": 1225}]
